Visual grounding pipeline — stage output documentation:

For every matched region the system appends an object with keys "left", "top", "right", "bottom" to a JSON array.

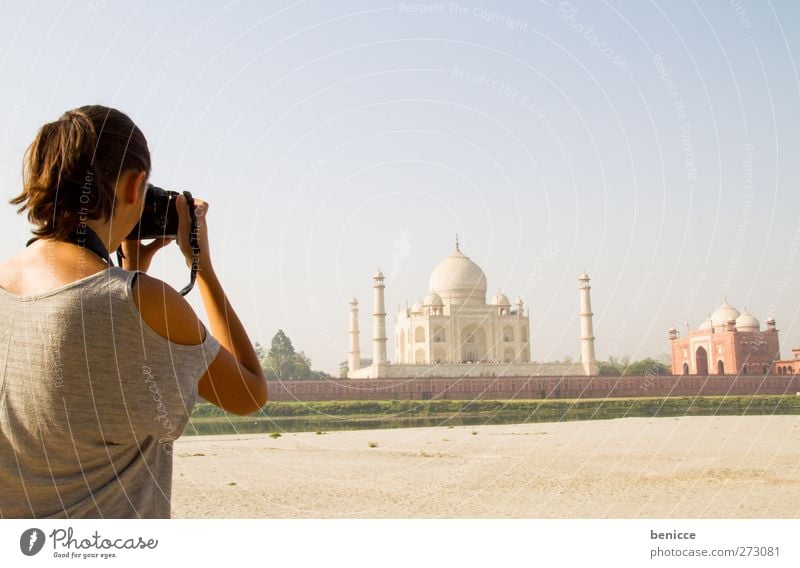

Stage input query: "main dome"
[
  {"left": 429, "top": 247, "right": 487, "bottom": 306},
  {"left": 711, "top": 301, "right": 740, "bottom": 326}
]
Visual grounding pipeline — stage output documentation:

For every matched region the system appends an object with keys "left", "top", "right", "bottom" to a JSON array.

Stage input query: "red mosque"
[{"left": 669, "top": 300, "right": 798, "bottom": 376}]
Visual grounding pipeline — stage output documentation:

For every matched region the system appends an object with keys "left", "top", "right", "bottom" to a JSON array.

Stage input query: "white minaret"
[
  {"left": 348, "top": 296, "right": 361, "bottom": 374},
  {"left": 579, "top": 272, "right": 598, "bottom": 375},
  {"left": 372, "top": 270, "right": 388, "bottom": 367}
]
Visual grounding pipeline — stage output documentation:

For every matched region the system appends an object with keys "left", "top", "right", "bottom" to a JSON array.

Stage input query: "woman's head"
[{"left": 10, "top": 105, "right": 151, "bottom": 241}]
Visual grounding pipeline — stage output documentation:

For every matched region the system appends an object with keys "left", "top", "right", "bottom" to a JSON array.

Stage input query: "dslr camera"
[
  {"left": 125, "top": 184, "right": 200, "bottom": 295},
  {"left": 128, "top": 184, "right": 187, "bottom": 239}
]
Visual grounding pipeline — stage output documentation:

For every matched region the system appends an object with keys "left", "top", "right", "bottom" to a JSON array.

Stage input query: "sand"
[{"left": 172, "top": 415, "right": 800, "bottom": 518}]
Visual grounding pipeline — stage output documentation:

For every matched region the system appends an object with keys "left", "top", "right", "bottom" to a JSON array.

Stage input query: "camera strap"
[
  {"left": 26, "top": 226, "right": 114, "bottom": 266},
  {"left": 117, "top": 190, "right": 199, "bottom": 296},
  {"left": 178, "top": 190, "right": 200, "bottom": 296},
  {"left": 26, "top": 194, "right": 199, "bottom": 296}
]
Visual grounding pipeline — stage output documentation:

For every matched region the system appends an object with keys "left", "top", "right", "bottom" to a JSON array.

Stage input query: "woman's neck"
[{"left": 84, "top": 220, "right": 124, "bottom": 254}]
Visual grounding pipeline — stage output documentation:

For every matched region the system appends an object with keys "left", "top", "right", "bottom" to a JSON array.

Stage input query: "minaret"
[
  {"left": 372, "top": 270, "right": 388, "bottom": 368},
  {"left": 348, "top": 296, "right": 361, "bottom": 374},
  {"left": 578, "top": 272, "right": 598, "bottom": 375}
]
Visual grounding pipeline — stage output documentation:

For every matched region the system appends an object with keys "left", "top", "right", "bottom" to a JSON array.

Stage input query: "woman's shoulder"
[
  {"left": 0, "top": 256, "right": 17, "bottom": 292},
  {"left": 130, "top": 271, "right": 205, "bottom": 346}
]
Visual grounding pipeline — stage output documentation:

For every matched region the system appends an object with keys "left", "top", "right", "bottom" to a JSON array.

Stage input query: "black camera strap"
[
  {"left": 26, "top": 226, "right": 114, "bottom": 266},
  {"left": 178, "top": 190, "right": 200, "bottom": 296},
  {"left": 117, "top": 190, "right": 198, "bottom": 296},
  {"left": 26, "top": 192, "right": 199, "bottom": 296}
]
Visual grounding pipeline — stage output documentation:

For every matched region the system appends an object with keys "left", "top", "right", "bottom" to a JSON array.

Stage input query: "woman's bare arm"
[
  {"left": 130, "top": 193, "right": 267, "bottom": 416},
  {"left": 195, "top": 267, "right": 268, "bottom": 415},
  {"left": 131, "top": 273, "right": 268, "bottom": 416}
]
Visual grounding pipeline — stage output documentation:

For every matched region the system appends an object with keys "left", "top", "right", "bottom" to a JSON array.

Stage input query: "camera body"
[
  {"left": 127, "top": 184, "right": 181, "bottom": 240},
  {"left": 123, "top": 183, "right": 200, "bottom": 296}
]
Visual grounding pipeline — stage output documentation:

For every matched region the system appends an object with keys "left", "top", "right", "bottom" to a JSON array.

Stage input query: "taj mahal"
[{"left": 347, "top": 239, "right": 598, "bottom": 379}]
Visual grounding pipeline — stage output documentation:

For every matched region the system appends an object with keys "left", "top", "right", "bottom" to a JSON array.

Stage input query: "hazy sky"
[{"left": 1, "top": 0, "right": 799, "bottom": 374}]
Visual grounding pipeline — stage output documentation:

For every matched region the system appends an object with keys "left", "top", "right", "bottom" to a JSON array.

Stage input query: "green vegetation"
[
  {"left": 254, "top": 330, "right": 332, "bottom": 380},
  {"left": 597, "top": 356, "right": 671, "bottom": 376},
  {"left": 187, "top": 395, "right": 800, "bottom": 436},
  {"left": 192, "top": 396, "right": 800, "bottom": 419}
]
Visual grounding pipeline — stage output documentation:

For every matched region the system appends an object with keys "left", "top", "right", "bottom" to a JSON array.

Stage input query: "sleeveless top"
[{"left": 0, "top": 266, "right": 221, "bottom": 518}]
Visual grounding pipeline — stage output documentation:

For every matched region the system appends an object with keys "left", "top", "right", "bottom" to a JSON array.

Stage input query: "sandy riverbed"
[{"left": 172, "top": 415, "right": 800, "bottom": 518}]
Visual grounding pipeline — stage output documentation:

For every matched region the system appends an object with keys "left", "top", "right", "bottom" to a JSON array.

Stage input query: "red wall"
[{"left": 264, "top": 374, "right": 800, "bottom": 401}]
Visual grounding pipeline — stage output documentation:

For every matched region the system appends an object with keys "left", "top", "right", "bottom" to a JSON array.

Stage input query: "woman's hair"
[{"left": 10, "top": 105, "right": 150, "bottom": 241}]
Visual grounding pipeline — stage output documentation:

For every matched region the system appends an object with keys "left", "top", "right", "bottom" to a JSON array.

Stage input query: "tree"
[
  {"left": 267, "top": 330, "right": 296, "bottom": 379},
  {"left": 259, "top": 330, "right": 334, "bottom": 380},
  {"left": 597, "top": 356, "right": 670, "bottom": 376},
  {"left": 623, "top": 358, "right": 669, "bottom": 376},
  {"left": 598, "top": 357, "right": 622, "bottom": 376},
  {"left": 254, "top": 342, "right": 268, "bottom": 368},
  {"left": 290, "top": 350, "right": 313, "bottom": 379}
]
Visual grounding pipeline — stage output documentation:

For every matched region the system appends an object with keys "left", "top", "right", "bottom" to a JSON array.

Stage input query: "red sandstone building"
[
  {"left": 669, "top": 301, "right": 782, "bottom": 375},
  {"left": 775, "top": 347, "right": 800, "bottom": 375}
]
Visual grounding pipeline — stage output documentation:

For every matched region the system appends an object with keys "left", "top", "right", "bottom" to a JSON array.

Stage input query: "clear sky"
[{"left": 1, "top": 0, "right": 799, "bottom": 375}]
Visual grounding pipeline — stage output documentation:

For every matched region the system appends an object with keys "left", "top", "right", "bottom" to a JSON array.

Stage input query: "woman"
[{"left": 0, "top": 105, "right": 268, "bottom": 518}]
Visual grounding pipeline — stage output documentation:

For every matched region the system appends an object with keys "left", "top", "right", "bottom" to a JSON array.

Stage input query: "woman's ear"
[{"left": 123, "top": 170, "right": 148, "bottom": 205}]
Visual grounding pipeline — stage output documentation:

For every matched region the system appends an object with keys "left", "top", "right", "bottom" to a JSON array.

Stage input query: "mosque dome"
[
  {"left": 710, "top": 301, "right": 740, "bottom": 327},
  {"left": 429, "top": 246, "right": 487, "bottom": 306},
  {"left": 423, "top": 292, "right": 444, "bottom": 306},
  {"left": 698, "top": 318, "right": 713, "bottom": 331},
  {"left": 411, "top": 300, "right": 424, "bottom": 313},
  {"left": 491, "top": 292, "right": 511, "bottom": 306},
  {"left": 735, "top": 308, "right": 760, "bottom": 332}
]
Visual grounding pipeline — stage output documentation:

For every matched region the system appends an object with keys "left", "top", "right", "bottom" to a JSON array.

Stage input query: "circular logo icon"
[{"left": 20, "top": 528, "right": 45, "bottom": 556}]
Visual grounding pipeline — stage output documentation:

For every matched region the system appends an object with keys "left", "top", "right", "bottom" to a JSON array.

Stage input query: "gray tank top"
[{"left": 0, "top": 266, "right": 220, "bottom": 518}]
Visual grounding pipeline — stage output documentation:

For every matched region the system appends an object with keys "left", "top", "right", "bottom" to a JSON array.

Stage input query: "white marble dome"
[
  {"left": 736, "top": 308, "right": 760, "bottom": 331},
  {"left": 423, "top": 292, "right": 443, "bottom": 306},
  {"left": 491, "top": 292, "right": 511, "bottom": 306},
  {"left": 411, "top": 300, "right": 424, "bottom": 313},
  {"left": 699, "top": 318, "right": 713, "bottom": 331},
  {"left": 710, "top": 301, "right": 740, "bottom": 327},
  {"left": 429, "top": 247, "right": 487, "bottom": 305}
]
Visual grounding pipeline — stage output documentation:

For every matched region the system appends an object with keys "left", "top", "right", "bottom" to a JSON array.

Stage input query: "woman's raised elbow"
[
  {"left": 229, "top": 372, "right": 268, "bottom": 416},
  {"left": 251, "top": 373, "right": 269, "bottom": 409}
]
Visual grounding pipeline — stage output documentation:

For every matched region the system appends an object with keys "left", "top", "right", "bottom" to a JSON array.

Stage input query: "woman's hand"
[
  {"left": 176, "top": 194, "right": 212, "bottom": 272},
  {"left": 120, "top": 237, "right": 174, "bottom": 273}
]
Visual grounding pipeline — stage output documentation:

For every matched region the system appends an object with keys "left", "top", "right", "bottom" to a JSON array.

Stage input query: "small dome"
[
  {"left": 578, "top": 271, "right": 590, "bottom": 281},
  {"left": 411, "top": 300, "right": 424, "bottom": 313},
  {"left": 698, "top": 318, "right": 713, "bottom": 331},
  {"left": 423, "top": 292, "right": 443, "bottom": 306},
  {"left": 429, "top": 247, "right": 487, "bottom": 306},
  {"left": 491, "top": 292, "right": 510, "bottom": 306},
  {"left": 735, "top": 308, "right": 760, "bottom": 331},
  {"left": 373, "top": 270, "right": 385, "bottom": 279},
  {"left": 711, "top": 301, "right": 740, "bottom": 327}
]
